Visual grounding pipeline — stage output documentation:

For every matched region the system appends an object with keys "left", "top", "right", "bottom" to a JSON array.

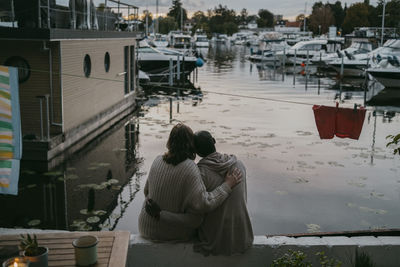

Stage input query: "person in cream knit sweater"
[{"left": 138, "top": 123, "right": 242, "bottom": 241}]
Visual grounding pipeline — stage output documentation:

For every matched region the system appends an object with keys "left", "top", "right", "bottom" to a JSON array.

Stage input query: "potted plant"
[{"left": 19, "top": 234, "right": 48, "bottom": 267}]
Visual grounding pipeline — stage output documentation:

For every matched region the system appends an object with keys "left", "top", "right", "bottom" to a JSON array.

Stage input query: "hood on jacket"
[{"left": 197, "top": 152, "right": 237, "bottom": 176}]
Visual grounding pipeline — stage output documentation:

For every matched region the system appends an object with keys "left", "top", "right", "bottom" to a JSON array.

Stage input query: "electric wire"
[{"left": 13, "top": 66, "right": 361, "bottom": 108}]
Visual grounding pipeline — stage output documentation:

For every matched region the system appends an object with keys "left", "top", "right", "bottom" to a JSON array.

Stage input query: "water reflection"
[{"left": 0, "top": 115, "right": 143, "bottom": 231}]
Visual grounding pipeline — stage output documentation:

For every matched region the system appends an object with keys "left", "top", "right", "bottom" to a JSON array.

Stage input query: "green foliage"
[
  {"left": 342, "top": 2, "right": 370, "bottom": 33},
  {"left": 309, "top": 5, "right": 335, "bottom": 34},
  {"left": 271, "top": 250, "right": 311, "bottom": 267},
  {"left": 167, "top": 0, "right": 187, "bottom": 29},
  {"left": 316, "top": 251, "right": 342, "bottom": 267},
  {"left": 271, "top": 250, "right": 342, "bottom": 267},
  {"left": 257, "top": 9, "right": 274, "bottom": 28},
  {"left": 386, "top": 133, "right": 400, "bottom": 155},
  {"left": 19, "top": 234, "right": 40, "bottom": 256},
  {"left": 355, "top": 250, "right": 375, "bottom": 267},
  {"left": 158, "top": 16, "right": 178, "bottom": 34}
]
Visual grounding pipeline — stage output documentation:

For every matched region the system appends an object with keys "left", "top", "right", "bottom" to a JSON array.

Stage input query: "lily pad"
[
  {"left": 306, "top": 223, "right": 321, "bottom": 233},
  {"left": 27, "top": 219, "right": 41, "bottom": 226},
  {"left": 87, "top": 216, "right": 100, "bottom": 224}
]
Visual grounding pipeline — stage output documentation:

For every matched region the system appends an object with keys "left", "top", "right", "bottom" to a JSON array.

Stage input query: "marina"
[{"left": 0, "top": 0, "right": 400, "bottom": 265}]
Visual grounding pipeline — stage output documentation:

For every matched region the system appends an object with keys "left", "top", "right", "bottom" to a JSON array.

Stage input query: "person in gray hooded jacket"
[{"left": 146, "top": 131, "right": 253, "bottom": 256}]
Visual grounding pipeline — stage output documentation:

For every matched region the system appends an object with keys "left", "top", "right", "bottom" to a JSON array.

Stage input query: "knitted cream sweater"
[{"left": 138, "top": 155, "right": 232, "bottom": 241}]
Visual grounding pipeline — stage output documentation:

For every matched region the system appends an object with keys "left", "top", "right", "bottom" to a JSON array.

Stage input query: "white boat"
[
  {"left": 312, "top": 40, "right": 373, "bottom": 66},
  {"left": 277, "top": 39, "right": 343, "bottom": 65},
  {"left": 168, "top": 32, "right": 192, "bottom": 48},
  {"left": 149, "top": 34, "right": 169, "bottom": 48},
  {"left": 138, "top": 41, "right": 198, "bottom": 82},
  {"left": 193, "top": 34, "right": 209, "bottom": 48},
  {"left": 367, "top": 56, "right": 400, "bottom": 88},
  {"left": 328, "top": 39, "right": 400, "bottom": 77},
  {"left": 247, "top": 39, "right": 291, "bottom": 63}
]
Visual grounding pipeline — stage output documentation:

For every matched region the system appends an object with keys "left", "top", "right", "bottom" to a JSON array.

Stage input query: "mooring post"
[
  {"left": 306, "top": 49, "right": 309, "bottom": 74},
  {"left": 364, "top": 58, "right": 370, "bottom": 105},
  {"left": 182, "top": 56, "right": 186, "bottom": 86},
  {"left": 169, "top": 58, "right": 173, "bottom": 86},
  {"left": 340, "top": 56, "right": 344, "bottom": 80},
  {"left": 282, "top": 48, "right": 286, "bottom": 68},
  {"left": 177, "top": 55, "right": 180, "bottom": 85},
  {"left": 293, "top": 49, "right": 296, "bottom": 86}
]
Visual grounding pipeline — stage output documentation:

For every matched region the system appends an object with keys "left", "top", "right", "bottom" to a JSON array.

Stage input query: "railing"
[{"left": 0, "top": 0, "right": 140, "bottom": 32}]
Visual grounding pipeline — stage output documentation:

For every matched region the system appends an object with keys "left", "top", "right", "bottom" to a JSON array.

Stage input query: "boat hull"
[{"left": 368, "top": 70, "right": 400, "bottom": 88}]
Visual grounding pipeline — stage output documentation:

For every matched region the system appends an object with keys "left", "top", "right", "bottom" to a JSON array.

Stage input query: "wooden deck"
[{"left": 0, "top": 231, "right": 130, "bottom": 267}]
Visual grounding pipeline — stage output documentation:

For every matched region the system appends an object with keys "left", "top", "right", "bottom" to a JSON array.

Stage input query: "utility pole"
[
  {"left": 303, "top": 2, "right": 307, "bottom": 32},
  {"left": 381, "top": 0, "right": 387, "bottom": 46}
]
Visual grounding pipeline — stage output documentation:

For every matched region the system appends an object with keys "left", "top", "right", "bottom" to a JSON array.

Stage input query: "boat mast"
[{"left": 155, "top": 0, "right": 159, "bottom": 34}]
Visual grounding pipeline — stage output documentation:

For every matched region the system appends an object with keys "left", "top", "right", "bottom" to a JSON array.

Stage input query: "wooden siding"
[
  {"left": 0, "top": 40, "right": 62, "bottom": 139},
  {"left": 60, "top": 39, "right": 137, "bottom": 132}
]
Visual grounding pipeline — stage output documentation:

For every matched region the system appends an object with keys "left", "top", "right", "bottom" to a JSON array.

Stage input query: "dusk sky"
[{"left": 58, "top": 0, "right": 380, "bottom": 19}]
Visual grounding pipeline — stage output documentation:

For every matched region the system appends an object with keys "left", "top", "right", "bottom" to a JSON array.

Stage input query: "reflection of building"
[
  {"left": 0, "top": 115, "right": 143, "bottom": 231},
  {"left": 0, "top": 1, "right": 142, "bottom": 162}
]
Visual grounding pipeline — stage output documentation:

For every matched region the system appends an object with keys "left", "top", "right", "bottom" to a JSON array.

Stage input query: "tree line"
[{"left": 148, "top": 0, "right": 400, "bottom": 36}]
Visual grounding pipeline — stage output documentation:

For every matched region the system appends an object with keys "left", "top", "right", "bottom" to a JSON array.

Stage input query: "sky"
[{"left": 57, "top": 0, "right": 379, "bottom": 20}]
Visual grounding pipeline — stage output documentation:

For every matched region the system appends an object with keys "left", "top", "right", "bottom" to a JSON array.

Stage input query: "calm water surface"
[{"left": 1, "top": 44, "right": 400, "bottom": 235}]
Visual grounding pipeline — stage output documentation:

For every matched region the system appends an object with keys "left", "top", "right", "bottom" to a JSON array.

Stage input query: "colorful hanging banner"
[{"left": 0, "top": 66, "right": 22, "bottom": 195}]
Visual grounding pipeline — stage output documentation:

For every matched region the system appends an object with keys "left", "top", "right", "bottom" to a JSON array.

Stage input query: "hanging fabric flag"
[
  {"left": 313, "top": 103, "right": 366, "bottom": 140},
  {"left": 0, "top": 66, "right": 22, "bottom": 195}
]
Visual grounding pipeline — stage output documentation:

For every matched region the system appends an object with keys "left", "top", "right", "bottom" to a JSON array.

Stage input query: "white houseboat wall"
[{"left": 0, "top": 0, "right": 142, "bottom": 167}]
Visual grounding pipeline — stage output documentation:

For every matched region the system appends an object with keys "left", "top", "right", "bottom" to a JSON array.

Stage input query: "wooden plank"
[
  {"left": 108, "top": 231, "right": 130, "bottom": 267},
  {"left": 0, "top": 241, "right": 114, "bottom": 249},
  {"left": 48, "top": 253, "right": 110, "bottom": 261},
  {"left": 0, "top": 232, "right": 116, "bottom": 241},
  {"left": 49, "top": 246, "right": 111, "bottom": 255},
  {"left": 0, "top": 237, "right": 113, "bottom": 245},
  {"left": 49, "top": 257, "right": 109, "bottom": 266}
]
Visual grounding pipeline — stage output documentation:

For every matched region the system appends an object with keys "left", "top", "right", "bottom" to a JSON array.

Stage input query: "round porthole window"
[
  {"left": 104, "top": 52, "right": 110, "bottom": 73},
  {"left": 83, "top": 54, "right": 91, "bottom": 77},
  {"left": 4, "top": 56, "right": 31, "bottom": 83}
]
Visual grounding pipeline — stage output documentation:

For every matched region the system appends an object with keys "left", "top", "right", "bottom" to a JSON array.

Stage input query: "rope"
[{"left": 12, "top": 67, "right": 359, "bottom": 108}]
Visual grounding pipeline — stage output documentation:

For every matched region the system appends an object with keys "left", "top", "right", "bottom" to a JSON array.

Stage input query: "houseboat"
[{"left": 0, "top": 0, "right": 142, "bottom": 164}]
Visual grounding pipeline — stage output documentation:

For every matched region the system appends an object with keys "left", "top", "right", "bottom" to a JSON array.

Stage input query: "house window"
[
  {"left": 4, "top": 56, "right": 31, "bottom": 83},
  {"left": 104, "top": 52, "right": 110, "bottom": 72},
  {"left": 83, "top": 54, "right": 91, "bottom": 77}
]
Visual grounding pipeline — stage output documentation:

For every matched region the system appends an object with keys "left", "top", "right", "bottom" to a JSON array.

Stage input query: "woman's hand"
[
  {"left": 145, "top": 198, "right": 161, "bottom": 221},
  {"left": 225, "top": 167, "right": 242, "bottom": 188}
]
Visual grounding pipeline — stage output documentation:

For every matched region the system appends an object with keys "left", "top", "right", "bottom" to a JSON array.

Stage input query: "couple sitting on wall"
[{"left": 138, "top": 123, "right": 253, "bottom": 256}]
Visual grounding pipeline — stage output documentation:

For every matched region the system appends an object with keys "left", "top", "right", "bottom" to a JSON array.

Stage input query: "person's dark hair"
[
  {"left": 194, "top": 131, "right": 216, "bottom": 157},
  {"left": 163, "top": 123, "right": 196, "bottom": 165}
]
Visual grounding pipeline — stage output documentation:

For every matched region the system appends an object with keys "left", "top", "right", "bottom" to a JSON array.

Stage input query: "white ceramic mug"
[{"left": 72, "top": 235, "right": 98, "bottom": 266}]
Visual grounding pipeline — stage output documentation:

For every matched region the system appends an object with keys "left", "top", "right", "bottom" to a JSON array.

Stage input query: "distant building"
[
  {"left": 285, "top": 21, "right": 302, "bottom": 28},
  {"left": 247, "top": 20, "right": 258, "bottom": 30},
  {"left": 274, "top": 15, "right": 283, "bottom": 22}
]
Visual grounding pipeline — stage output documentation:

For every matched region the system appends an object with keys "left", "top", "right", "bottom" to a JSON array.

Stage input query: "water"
[{"left": 1, "top": 44, "right": 400, "bottom": 235}]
